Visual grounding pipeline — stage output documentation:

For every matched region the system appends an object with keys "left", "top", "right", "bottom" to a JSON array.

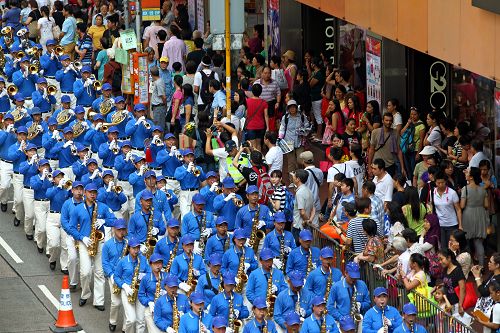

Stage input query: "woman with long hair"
[
  {"left": 449, "top": 229, "right": 472, "bottom": 279},
  {"left": 472, "top": 253, "right": 500, "bottom": 324},
  {"left": 401, "top": 253, "right": 430, "bottom": 296},
  {"left": 37, "top": 6, "right": 55, "bottom": 52},
  {"left": 360, "top": 99, "right": 381, "bottom": 150},
  {"left": 403, "top": 187, "right": 427, "bottom": 236},
  {"left": 438, "top": 248, "right": 466, "bottom": 315},
  {"left": 424, "top": 112, "right": 442, "bottom": 148},
  {"left": 386, "top": 98, "right": 403, "bottom": 133},
  {"left": 180, "top": 83, "right": 194, "bottom": 127},
  {"left": 24, "top": 0, "right": 41, "bottom": 42},
  {"left": 232, "top": 89, "right": 247, "bottom": 121},
  {"left": 386, "top": 202, "right": 409, "bottom": 251},
  {"left": 346, "top": 94, "right": 363, "bottom": 130},
  {"left": 321, "top": 98, "right": 345, "bottom": 145},
  {"left": 401, "top": 107, "right": 426, "bottom": 179}
]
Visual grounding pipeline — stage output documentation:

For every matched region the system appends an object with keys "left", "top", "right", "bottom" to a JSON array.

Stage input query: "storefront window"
[{"left": 338, "top": 21, "right": 366, "bottom": 92}]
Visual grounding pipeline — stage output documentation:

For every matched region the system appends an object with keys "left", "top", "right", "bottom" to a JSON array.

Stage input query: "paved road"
[{"left": 0, "top": 206, "right": 119, "bottom": 333}]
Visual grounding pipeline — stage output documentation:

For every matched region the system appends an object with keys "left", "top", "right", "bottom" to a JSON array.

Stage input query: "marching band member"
[
  {"left": 300, "top": 296, "right": 338, "bottom": 333},
  {"left": 195, "top": 253, "right": 223, "bottom": 304},
  {"left": 182, "top": 193, "right": 215, "bottom": 242},
  {"left": 178, "top": 292, "right": 212, "bottom": 333},
  {"left": 49, "top": 126, "right": 78, "bottom": 180},
  {"left": 60, "top": 181, "right": 84, "bottom": 290},
  {"left": 97, "top": 170, "right": 127, "bottom": 221},
  {"left": 4, "top": 46, "right": 21, "bottom": 81},
  {"left": 222, "top": 227, "right": 258, "bottom": 277},
  {"left": 128, "top": 190, "right": 165, "bottom": 245},
  {"left": 128, "top": 155, "right": 147, "bottom": 204},
  {"left": 39, "top": 39, "right": 62, "bottom": 100},
  {"left": 246, "top": 247, "right": 287, "bottom": 305},
  {"left": 19, "top": 143, "right": 40, "bottom": 245},
  {"left": 171, "top": 234, "right": 206, "bottom": 295},
  {"left": 285, "top": 229, "right": 321, "bottom": 275},
  {"left": 174, "top": 148, "right": 206, "bottom": 217},
  {"left": 134, "top": 170, "right": 172, "bottom": 222},
  {"left": 138, "top": 253, "right": 168, "bottom": 333},
  {"left": 393, "top": 303, "right": 427, "bottom": 333},
  {"left": 199, "top": 171, "right": 219, "bottom": 213},
  {"left": 73, "top": 66, "right": 97, "bottom": 109},
  {"left": 304, "top": 247, "right": 342, "bottom": 298},
  {"left": 114, "top": 140, "right": 135, "bottom": 219},
  {"left": 25, "top": 107, "right": 46, "bottom": 152},
  {"left": 156, "top": 132, "right": 182, "bottom": 193},
  {"left": 235, "top": 185, "right": 272, "bottom": 236},
  {"left": 285, "top": 312, "right": 302, "bottom": 333},
  {"left": 69, "top": 106, "right": 91, "bottom": 145},
  {"left": 213, "top": 177, "right": 244, "bottom": 232},
  {"left": 46, "top": 170, "right": 71, "bottom": 272},
  {"left": 147, "top": 126, "right": 165, "bottom": 176},
  {"left": 0, "top": 113, "right": 17, "bottom": 212},
  {"left": 41, "top": 117, "right": 59, "bottom": 170},
  {"left": 55, "top": 55, "right": 79, "bottom": 108},
  {"left": 91, "top": 82, "right": 113, "bottom": 113},
  {"left": 203, "top": 216, "right": 231, "bottom": 262},
  {"left": 263, "top": 212, "right": 296, "bottom": 267},
  {"left": 32, "top": 77, "right": 57, "bottom": 117},
  {"left": 274, "top": 270, "right": 311, "bottom": 329},
  {"left": 209, "top": 271, "right": 250, "bottom": 322},
  {"left": 98, "top": 125, "right": 120, "bottom": 173},
  {"left": 0, "top": 77, "right": 12, "bottom": 114},
  {"left": 101, "top": 218, "right": 128, "bottom": 332},
  {"left": 153, "top": 273, "right": 190, "bottom": 333},
  {"left": 84, "top": 113, "right": 107, "bottom": 163},
  {"left": 72, "top": 144, "right": 91, "bottom": 181},
  {"left": 68, "top": 182, "right": 116, "bottom": 310},
  {"left": 114, "top": 236, "right": 150, "bottom": 333},
  {"left": 153, "top": 217, "right": 182, "bottom": 267},
  {"left": 362, "top": 287, "right": 402, "bottom": 333},
  {"left": 243, "top": 297, "right": 278, "bottom": 333},
  {"left": 10, "top": 93, "right": 31, "bottom": 128},
  {"left": 81, "top": 158, "right": 103, "bottom": 188},
  {"left": 156, "top": 175, "right": 178, "bottom": 211},
  {"left": 30, "top": 158, "right": 52, "bottom": 259},
  {"left": 339, "top": 316, "right": 357, "bottom": 333},
  {"left": 12, "top": 56, "right": 38, "bottom": 108},
  {"left": 107, "top": 96, "right": 132, "bottom": 141},
  {"left": 53, "top": 95, "right": 75, "bottom": 129},
  {"left": 326, "top": 262, "right": 370, "bottom": 322},
  {"left": 212, "top": 316, "right": 229, "bottom": 333},
  {"left": 125, "top": 103, "right": 153, "bottom": 157},
  {"left": 7, "top": 125, "right": 28, "bottom": 228}
]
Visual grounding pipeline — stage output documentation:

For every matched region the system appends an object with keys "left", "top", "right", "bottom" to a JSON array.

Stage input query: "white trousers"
[
  {"left": 178, "top": 190, "right": 197, "bottom": 218},
  {"left": 144, "top": 307, "right": 161, "bottom": 333},
  {"left": 48, "top": 159, "right": 58, "bottom": 171},
  {"left": 108, "top": 278, "right": 122, "bottom": 326},
  {"left": 131, "top": 149, "right": 145, "bottom": 158},
  {"left": 120, "top": 291, "right": 145, "bottom": 333},
  {"left": 78, "top": 240, "right": 105, "bottom": 305},
  {"left": 118, "top": 180, "right": 133, "bottom": 219},
  {"left": 46, "top": 212, "right": 65, "bottom": 265},
  {"left": 65, "top": 234, "right": 79, "bottom": 286},
  {"left": 22, "top": 188, "right": 34, "bottom": 236},
  {"left": 0, "top": 160, "right": 13, "bottom": 204},
  {"left": 165, "top": 179, "right": 180, "bottom": 195},
  {"left": 34, "top": 200, "right": 49, "bottom": 250},
  {"left": 59, "top": 167, "right": 75, "bottom": 181},
  {"left": 12, "top": 173, "right": 24, "bottom": 222}
]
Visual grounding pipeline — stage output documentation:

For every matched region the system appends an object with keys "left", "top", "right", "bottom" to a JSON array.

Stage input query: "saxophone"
[
  {"left": 228, "top": 293, "right": 242, "bottom": 333},
  {"left": 128, "top": 255, "right": 141, "bottom": 303},
  {"left": 186, "top": 254, "right": 197, "bottom": 294},
  {"left": 164, "top": 238, "right": 179, "bottom": 272},
  {"left": 234, "top": 248, "right": 247, "bottom": 293},
  {"left": 248, "top": 204, "right": 264, "bottom": 253},
  {"left": 154, "top": 273, "right": 162, "bottom": 302},
  {"left": 172, "top": 294, "right": 180, "bottom": 330},
  {"left": 88, "top": 201, "right": 104, "bottom": 257},
  {"left": 306, "top": 249, "right": 313, "bottom": 276},
  {"left": 350, "top": 283, "right": 363, "bottom": 323},
  {"left": 279, "top": 235, "right": 286, "bottom": 273},
  {"left": 112, "top": 238, "right": 129, "bottom": 294},
  {"left": 320, "top": 310, "right": 327, "bottom": 333},
  {"left": 144, "top": 207, "right": 156, "bottom": 259},
  {"left": 410, "top": 323, "right": 414, "bottom": 333},
  {"left": 198, "top": 212, "right": 208, "bottom": 254},
  {"left": 266, "top": 269, "right": 276, "bottom": 317}
]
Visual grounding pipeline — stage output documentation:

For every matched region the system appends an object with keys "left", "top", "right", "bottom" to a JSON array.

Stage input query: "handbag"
[
  {"left": 28, "top": 21, "right": 39, "bottom": 39},
  {"left": 454, "top": 281, "right": 478, "bottom": 310}
]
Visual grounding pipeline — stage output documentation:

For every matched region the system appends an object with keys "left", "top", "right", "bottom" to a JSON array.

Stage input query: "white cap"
[
  {"left": 419, "top": 145, "right": 437, "bottom": 155},
  {"left": 287, "top": 100, "right": 298, "bottom": 108}
]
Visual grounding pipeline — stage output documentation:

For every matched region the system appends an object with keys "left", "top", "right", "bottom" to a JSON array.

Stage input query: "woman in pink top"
[
  {"left": 283, "top": 50, "right": 297, "bottom": 92},
  {"left": 170, "top": 75, "right": 184, "bottom": 136}
]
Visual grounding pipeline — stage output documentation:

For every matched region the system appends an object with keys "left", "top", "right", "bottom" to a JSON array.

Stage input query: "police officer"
[
  {"left": 46, "top": 170, "right": 71, "bottom": 272},
  {"left": 153, "top": 217, "right": 182, "bottom": 269},
  {"left": 304, "top": 247, "right": 342, "bottom": 298},
  {"left": 362, "top": 287, "right": 402, "bottom": 333},
  {"left": 174, "top": 148, "right": 206, "bottom": 217},
  {"left": 153, "top": 273, "right": 190, "bottom": 333},
  {"left": 0, "top": 113, "right": 17, "bottom": 212},
  {"left": 235, "top": 185, "right": 271, "bottom": 236},
  {"left": 263, "top": 212, "right": 296, "bottom": 269},
  {"left": 12, "top": 56, "right": 38, "bottom": 107},
  {"left": 243, "top": 297, "right": 278, "bottom": 333},
  {"left": 30, "top": 159, "right": 52, "bottom": 258},
  {"left": 178, "top": 292, "right": 212, "bottom": 333},
  {"left": 91, "top": 82, "right": 113, "bottom": 114},
  {"left": 301, "top": 296, "right": 338, "bottom": 333},
  {"left": 125, "top": 103, "right": 153, "bottom": 156},
  {"left": 73, "top": 66, "right": 97, "bottom": 109},
  {"left": 101, "top": 218, "right": 128, "bottom": 332},
  {"left": 182, "top": 193, "right": 215, "bottom": 242},
  {"left": 8, "top": 125, "right": 28, "bottom": 228},
  {"left": 69, "top": 106, "right": 91, "bottom": 145},
  {"left": 274, "top": 270, "right": 311, "bottom": 329},
  {"left": 68, "top": 182, "right": 116, "bottom": 309},
  {"left": 98, "top": 125, "right": 120, "bottom": 174},
  {"left": 128, "top": 190, "right": 165, "bottom": 246},
  {"left": 55, "top": 55, "right": 79, "bottom": 108},
  {"left": 195, "top": 253, "right": 223, "bottom": 304},
  {"left": 203, "top": 216, "right": 231, "bottom": 262},
  {"left": 285, "top": 229, "right": 321, "bottom": 276},
  {"left": 171, "top": 234, "right": 206, "bottom": 295},
  {"left": 208, "top": 271, "right": 249, "bottom": 322}
]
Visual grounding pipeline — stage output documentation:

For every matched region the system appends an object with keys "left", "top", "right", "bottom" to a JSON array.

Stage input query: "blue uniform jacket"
[
  {"left": 170, "top": 252, "right": 206, "bottom": 282},
  {"left": 128, "top": 209, "right": 166, "bottom": 243},
  {"left": 304, "top": 266, "right": 343, "bottom": 298},
  {"left": 129, "top": 171, "right": 146, "bottom": 197},
  {"left": 153, "top": 236, "right": 183, "bottom": 265},
  {"left": 209, "top": 291, "right": 249, "bottom": 320},
  {"left": 98, "top": 141, "right": 119, "bottom": 168},
  {"left": 274, "top": 288, "right": 312, "bottom": 329},
  {"left": 97, "top": 187, "right": 127, "bottom": 212},
  {"left": 212, "top": 193, "right": 243, "bottom": 231},
  {"left": 68, "top": 119, "right": 91, "bottom": 145},
  {"left": 8, "top": 141, "right": 26, "bottom": 172},
  {"left": 326, "top": 277, "right": 371, "bottom": 321},
  {"left": 12, "top": 70, "right": 38, "bottom": 98},
  {"left": 114, "top": 153, "right": 136, "bottom": 181},
  {"left": 30, "top": 173, "right": 52, "bottom": 199},
  {"left": 195, "top": 271, "right": 222, "bottom": 304},
  {"left": 68, "top": 201, "right": 116, "bottom": 241},
  {"left": 0, "top": 131, "right": 17, "bottom": 160},
  {"left": 71, "top": 159, "right": 87, "bottom": 181},
  {"left": 134, "top": 189, "right": 172, "bottom": 223},
  {"left": 101, "top": 237, "right": 128, "bottom": 278},
  {"left": 0, "top": 92, "right": 11, "bottom": 113},
  {"left": 32, "top": 89, "right": 56, "bottom": 113},
  {"left": 106, "top": 110, "right": 132, "bottom": 139},
  {"left": 199, "top": 184, "right": 217, "bottom": 212},
  {"left": 263, "top": 229, "right": 297, "bottom": 257},
  {"left": 19, "top": 161, "right": 37, "bottom": 186},
  {"left": 179, "top": 310, "right": 213, "bottom": 333},
  {"left": 113, "top": 253, "right": 150, "bottom": 288},
  {"left": 73, "top": 78, "right": 96, "bottom": 106},
  {"left": 156, "top": 148, "right": 182, "bottom": 177},
  {"left": 41, "top": 130, "right": 58, "bottom": 159},
  {"left": 60, "top": 197, "right": 82, "bottom": 233},
  {"left": 174, "top": 164, "right": 206, "bottom": 189},
  {"left": 154, "top": 293, "right": 190, "bottom": 331},
  {"left": 204, "top": 233, "right": 231, "bottom": 263},
  {"left": 49, "top": 140, "right": 78, "bottom": 168},
  {"left": 222, "top": 246, "right": 258, "bottom": 276},
  {"left": 125, "top": 117, "right": 153, "bottom": 149},
  {"left": 243, "top": 319, "right": 278, "bottom": 333},
  {"left": 299, "top": 314, "right": 338, "bottom": 333},
  {"left": 362, "top": 305, "right": 403, "bottom": 333},
  {"left": 181, "top": 211, "right": 215, "bottom": 241},
  {"left": 25, "top": 119, "right": 48, "bottom": 148},
  {"left": 39, "top": 53, "right": 62, "bottom": 77},
  {"left": 46, "top": 185, "right": 71, "bottom": 212},
  {"left": 83, "top": 128, "right": 106, "bottom": 153},
  {"left": 55, "top": 68, "right": 79, "bottom": 92},
  {"left": 235, "top": 204, "right": 272, "bottom": 235},
  {"left": 286, "top": 246, "right": 321, "bottom": 276},
  {"left": 81, "top": 171, "right": 104, "bottom": 188},
  {"left": 393, "top": 323, "right": 427, "bottom": 333},
  {"left": 246, "top": 267, "right": 287, "bottom": 305},
  {"left": 138, "top": 271, "right": 168, "bottom": 306}
]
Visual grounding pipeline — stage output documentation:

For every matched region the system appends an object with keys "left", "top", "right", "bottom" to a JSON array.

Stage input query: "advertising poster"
[
  {"left": 141, "top": 0, "right": 160, "bottom": 21},
  {"left": 196, "top": 0, "right": 204, "bottom": 33},
  {"left": 366, "top": 36, "right": 381, "bottom": 105},
  {"left": 267, "top": 0, "right": 280, "bottom": 58},
  {"left": 133, "top": 53, "right": 150, "bottom": 105}
]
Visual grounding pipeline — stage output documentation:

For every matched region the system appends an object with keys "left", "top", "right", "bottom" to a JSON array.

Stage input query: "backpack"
[
  {"left": 400, "top": 121, "right": 421, "bottom": 154},
  {"left": 105, "top": 60, "right": 122, "bottom": 91},
  {"left": 283, "top": 187, "right": 295, "bottom": 222},
  {"left": 199, "top": 70, "right": 215, "bottom": 105},
  {"left": 425, "top": 250, "right": 443, "bottom": 280},
  {"left": 253, "top": 166, "right": 274, "bottom": 204}
]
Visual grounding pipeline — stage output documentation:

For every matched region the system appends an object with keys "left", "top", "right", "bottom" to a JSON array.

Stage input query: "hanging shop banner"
[
  {"left": 142, "top": 0, "right": 160, "bottom": 21},
  {"left": 267, "top": 0, "right": 280, "bottom": 59},
  {"left": 122, "top": 52, "right": 134, "bottom": 94},
  {"left": 132, "top": 53, "right": 150, "bottom": 105},
  {"left": 188, "top": 0, "right": 196, "bottom": 33},
  {"left": 196, "top": 0, "right": 204, "bottom": 33},
  {"left": 129, "top": 1, "right": 136, "bottom": 15},
  {"left": 366, "top": 36, "right": 381, "bottom": 105},
  {"left": 120, "top": 29, "right": 137, "bottom": 51}
]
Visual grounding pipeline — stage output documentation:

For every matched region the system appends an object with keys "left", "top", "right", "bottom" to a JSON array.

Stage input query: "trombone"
[
  {"left": 100, "top": 123, "right": 114, "bottom": 132},
  {"left": 15, "top": 51, "right": 24, "bottom": 60}
]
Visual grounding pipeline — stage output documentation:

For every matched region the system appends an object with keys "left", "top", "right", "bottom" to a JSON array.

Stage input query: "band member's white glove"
[
  {"left": 0, "top": 89, "right": 6, "bottom": 98},
  {"left": 51, "top": 129, "right": 59, "bottom": 139},
  {"left": 178, "top": 282, "right": 191, "bottom": 293},
  {"left": 209, "top": 182, "right": 218, "bottom": 192},
  {"left": 225, "top": 328, "right": 234, "bottom": 333},
  {"left": 41, "top": 168, "right": 49, "bottom": 179},
  {"left": 257, "top": 220, "right": 266, "bottom": 229},
  {"left": 244, "top": 262, "right": 250, "bottom": 273},
  {"left": 201, "top": 228, "right": 211, "bottom": 238},
  {"left": 81, "top": 122, "right": 89, "bottom": 129},
  {"left": 6, "top": 124, "right": 14, "bottom": 132},
  {"left": 193, "top": 269, "right": 200, "bottom": 277},
  {"left": 94, "top": 123, "right": 103, "bottom": 131},
  {"left": 271, "top": 284, "right": 278, "bottom": 294},
  {"left": 134, "top": 116, "right": 145, "bottom": 126},
  {"left": 83, "top": 79, "right": 91, "bottom": 88},
  {"left": 244, "top": 239, "right": 251, "bottom": 248},
  {"left": 140, "top": 244, "right": 147, "bottom": 254},
  {"left": 108, "top": 141, "right": 117, "bottom": 150},
  {"left": 63, "top": 141, "right": 72, "bottom": 148},
  {"left": 50, "top": 51, "right": 55, "bottom": 60},
  {"left": 89, "top": 169, "right": 100, "bottom": 180},
  {"left": 148, "top": 301, "right": 154, "bottom": 313},
  {"left": 125, "top": 151, "right": 132, "bottom": 161},
  {"left": 166, "top": 327, "right": 176, "bottom": 333},
  {"left": 284, "top": 246, "right": 292, "bottom": 254},
  {"left": 233, "top": 309, "right": 240, "bottom": 318},
  {"left": 36, "top": 125, "right": 43, "bottom": 132},
  {"left": 193, "top": 241, "right": 202, "bottom": 255},
  {"left": 356, "top": 302, "right": 361, "bottom": 312},
  {"left": 169, "top": 146, "right": 177, "bottom": 156},
  {"left": 138, "top": 273, "right": 146, "bottom": 281},
  {"left": 122, "top": 283, "right": 133, "bottom": 296},
  {"left": 29, "top": 154, "right": 37, "bottom": 165},
  {"left": 68, "top": 109, "right": 75, "bottom": 116},
  {"left": 82, "top": 236, "right": 92, "bottom": 247},
  {"left": 298, "top": 307, "right": 306, "bottom": 318},
  {"left": 272, "top": 258, "right": 283, "bottom": 270},
  {"left": 187, "top": 162, "right": 194, "bottom": 172},
  {"left": 138, "top": 164, "right": 146, "bottom": 176},
  {"left": 151, "top": 227, "right": 159, "bottom": 236},
  {"left": 96, "top": 219, "right": 105, "bottom": 229},
  {"left": 224, "top": 192, "right": 236, "bottom": 201}
]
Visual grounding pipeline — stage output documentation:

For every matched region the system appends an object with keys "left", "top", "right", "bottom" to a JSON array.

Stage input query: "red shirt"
[{"left": 245, "top": 98, "right": 267, "bottom": 130}]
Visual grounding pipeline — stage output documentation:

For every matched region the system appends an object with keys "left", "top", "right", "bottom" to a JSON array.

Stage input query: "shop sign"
[
  {"left": 430, "top": 61, "right": 447, "bottom": 110},
  {"left": 141, "top": 0, "right": 160, "bottom": 21},
  {"left": 366, "top": 36, "right": 382, "bottom": 105},
  {"left": 324, "top": 17, "right": 335, "bottom": 65}
]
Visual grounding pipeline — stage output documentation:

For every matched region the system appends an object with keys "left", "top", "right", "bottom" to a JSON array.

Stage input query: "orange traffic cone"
[{"left": 50, "top": 276, "right": 82, "bottom": 333}]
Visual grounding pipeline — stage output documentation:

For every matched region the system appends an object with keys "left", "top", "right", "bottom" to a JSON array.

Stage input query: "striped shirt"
[
  {"left": 271, "top": 185, "right": 286, "bottom": 212},
  {"left": 77, "top": 34, "right": 93, "bottom": 65},
  {"left": 253, "top": 79, "right": 281, "bottom": 102}
]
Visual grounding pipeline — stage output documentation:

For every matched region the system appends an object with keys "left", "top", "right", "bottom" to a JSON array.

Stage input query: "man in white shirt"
[
  {"left": 371, "top": 158, "right": 394, "bottom": 203},
  {"left": 327, "top": 147, "right": 354, "bottom": 207},
  {"left": 469, "top": 139, "right": 490, "bottom": 168},
  {"left": 299, "top": 150, "right": 324, "bottom": 214},
  {"left": 142, "top": 20, "right": 167, "bottom": 59},
  {"left": 264, "top": 132, "right": 283, "bottom": 174},
  {"left": 193, "top": 55, "right": 220, "bottom": 110}
]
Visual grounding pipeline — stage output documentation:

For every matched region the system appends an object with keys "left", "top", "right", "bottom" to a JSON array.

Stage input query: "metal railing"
[{"left": 309, "top": 225, "right": 477, "bottom": 333}]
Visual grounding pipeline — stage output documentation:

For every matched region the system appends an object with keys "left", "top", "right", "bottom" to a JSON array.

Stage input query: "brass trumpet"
[
  {"left": 16, "top": 28, "right": 27, "bottom": 37},
  {"left": 26, "top": 46, "right": 38, "bottom": 56},
  {"left": 113, "top": 185, "right": 123, "bottom": 194},
  {"left": 72, "top": 61, "right": 82, "bottom": 71},
  {"left": 112, "top": 146, "right": 120, "bottom": 154},
  {"left": 143, "top": 122, "right": 151, "bottom": 130},
  {"left": 192, "top": 168, "right": 201, "bottom": 176},
  {"left": 47, "top": 85, "right": 57, "bottom": 95},
  {"left": 15, "top": 51, "right": 24, "bottom": 60},
  {"left": 29, "top": 63, "right": 39, "bottom": 75},
  {"left": 93, "top": 80, "right": 102, "bottom": 91},
  {"left": 46, "top": 173, "right": 53, "bottom": 181},
  {"left": 233, "top": 198, "right": 244, "bottom": 208},
  {"left": 152, "top": 137, "right": 163, "bottom": 145},
  {"left": 7, "top": 85, "right": 18, "bottom": 96},
  {"left": 63, "top": 179, "right": 73, "bottom": 189},
  {"left": 54, "top": 45, "right": 64, "bottom": 56},
  {"left": 1, "top": 26, "right": 11, "bottom": 36},
  {"left": 87, "top": 111, "right": 98, "bottom": 121},
  {"left": 100, "top": 123, "right": 114, "bottom": 132}
]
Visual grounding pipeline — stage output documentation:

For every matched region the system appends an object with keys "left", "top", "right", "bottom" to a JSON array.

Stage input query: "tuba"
[
  {"left": 127, "top": 255, "right": 141, "bottom": 303},
  {"left": 248, "top": 205, "right": 265, "bottom": 253},
  {"left": 111, "top": 110, "right": 127, "bottom": 125},
  {"left": 112, "top": 239, "right": 129, "bottom": 294},
  {"left": 144, "top": 207, "right": 156, "bottom": 259},
  {"left": 72, "top": 120, "right": 86, "bottom": 138},
  {"left": 87, "top": 201, "right": 104, "bottom": 257},
  {"left": 56, "top": 109, "right": 72, "bottom": 126},
  {"left": 234, "top": 247, "right": 248, "bottom": 293},
  {"left": 27, "top": 122, "right": 40, "bottom": 140},
  {"left": 100, "top": 98, "right": 114, "bottom": 116}
]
